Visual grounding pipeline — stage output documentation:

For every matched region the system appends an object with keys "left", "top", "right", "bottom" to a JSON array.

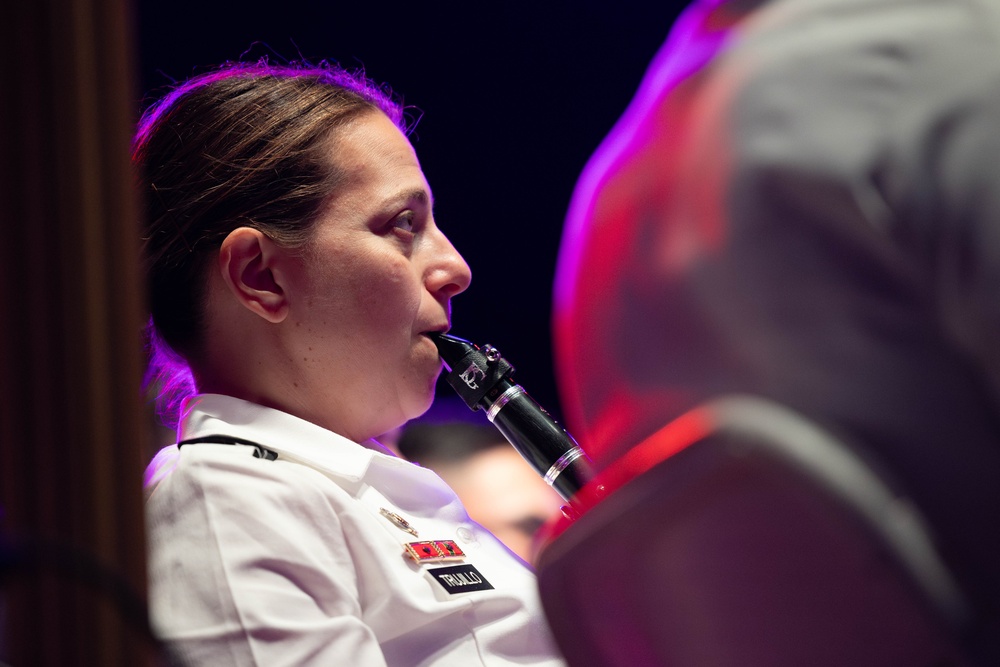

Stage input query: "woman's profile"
[{"left": 137, "top": 61, "right": 565, "bottom": 666}]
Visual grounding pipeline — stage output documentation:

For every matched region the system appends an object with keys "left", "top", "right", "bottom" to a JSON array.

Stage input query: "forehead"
[
  {"left": 330, "top": 112, "right": 421, "bottom": 177},
  {"left": 314, "top": 111, "right": 435, "bottom": 232}
]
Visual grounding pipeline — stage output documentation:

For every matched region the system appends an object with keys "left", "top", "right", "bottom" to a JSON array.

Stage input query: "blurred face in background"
[{"left": 433, "top": 443, "right": 565, "bottom": 563}]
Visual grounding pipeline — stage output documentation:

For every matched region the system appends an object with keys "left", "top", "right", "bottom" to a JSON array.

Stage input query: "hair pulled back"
[{"left": 135, "top": 61, "right": 405, "bottom": 424}]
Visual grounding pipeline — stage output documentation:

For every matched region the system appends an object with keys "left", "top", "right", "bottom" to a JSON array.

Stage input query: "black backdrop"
[{"left": 137, "top": 0, "right": 688, "bottom": 420}]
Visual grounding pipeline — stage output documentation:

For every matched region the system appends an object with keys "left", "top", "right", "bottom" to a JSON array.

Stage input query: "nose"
[{"left": 425, "top": 226, "right": 472, "bottom": 299}]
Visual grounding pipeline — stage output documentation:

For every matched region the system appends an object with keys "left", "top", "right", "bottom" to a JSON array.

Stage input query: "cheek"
[{"left": 348, "top": 258, "right": 422, "bottom": 328}]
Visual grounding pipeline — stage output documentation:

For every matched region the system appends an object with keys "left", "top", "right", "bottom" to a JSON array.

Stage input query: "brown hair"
[{"left": 135, "top": 61, "right": 406, "bottom": 424}]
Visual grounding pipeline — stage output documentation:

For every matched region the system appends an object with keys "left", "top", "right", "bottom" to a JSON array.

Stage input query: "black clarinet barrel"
[{"left": 429, "top": 332, "right": 593, "bottom": 502}]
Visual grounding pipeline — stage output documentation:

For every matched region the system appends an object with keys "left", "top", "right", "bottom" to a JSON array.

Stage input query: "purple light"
[
  {"left": 554, "top": 0, "right": 734, "bottom": 311},
  {"left": 143, "top": 319, "right": 196, "bottom": 430}
]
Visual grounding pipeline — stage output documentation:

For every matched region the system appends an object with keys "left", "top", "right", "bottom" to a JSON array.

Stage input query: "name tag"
[{"left": 428, "top": 564, "right": 494, "bottom": 594}]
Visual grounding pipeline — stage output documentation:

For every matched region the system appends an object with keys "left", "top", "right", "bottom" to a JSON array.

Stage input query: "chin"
[
  {"left": 398, "top": 355, "right": 442, "bottom": 419},
  {"left": 409, "top": 388, "right": 437, "bottom": 420}
]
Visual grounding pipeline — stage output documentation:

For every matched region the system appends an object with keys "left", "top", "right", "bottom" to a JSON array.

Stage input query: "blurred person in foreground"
[{"left": 554, "top": 0, "right": 1000, "bottom": 660}]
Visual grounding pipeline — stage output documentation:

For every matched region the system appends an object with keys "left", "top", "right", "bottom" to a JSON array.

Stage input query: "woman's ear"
[{"left": 217, "top": 227, "right": 290, "bottom": 323}]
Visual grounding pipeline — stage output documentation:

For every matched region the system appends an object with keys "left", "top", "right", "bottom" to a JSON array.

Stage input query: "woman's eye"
[{"left": 391, "top": 213, "right": 415, "bottom": 234}]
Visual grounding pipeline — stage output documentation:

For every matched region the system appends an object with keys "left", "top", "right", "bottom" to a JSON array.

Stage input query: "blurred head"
[
  {"left": 397, "top": 419, "right": 564, "bottom": 563},
  {"left": 136, "top": 62, "right": 471, "bottom": 439}
]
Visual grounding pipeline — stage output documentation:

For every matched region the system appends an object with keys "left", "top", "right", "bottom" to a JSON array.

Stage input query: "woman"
[{"left": 138, "top": 62, "right": 565, "bottom": 666}]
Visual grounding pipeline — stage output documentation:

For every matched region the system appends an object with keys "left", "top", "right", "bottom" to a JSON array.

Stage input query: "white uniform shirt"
[{"left": 145, "top": 394, "right": 566, "bottom": 666}]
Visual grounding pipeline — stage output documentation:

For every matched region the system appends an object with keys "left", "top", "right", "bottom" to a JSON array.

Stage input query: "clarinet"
[{"left": 429, "top": 332, "right": 593, "bottom": 503}]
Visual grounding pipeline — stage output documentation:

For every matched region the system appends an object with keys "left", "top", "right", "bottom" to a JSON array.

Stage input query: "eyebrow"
[{"left": 392, "top": 188, "right": 433, "bottom": 210}]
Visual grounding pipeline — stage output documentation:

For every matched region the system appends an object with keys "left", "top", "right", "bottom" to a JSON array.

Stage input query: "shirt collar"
[{"left": 177, "top": 393, "right": 387, "bottom": 487}]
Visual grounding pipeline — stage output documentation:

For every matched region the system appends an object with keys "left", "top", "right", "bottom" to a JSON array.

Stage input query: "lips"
[{"left": 420, "top": 325, "right": 450, "bottom": 338}]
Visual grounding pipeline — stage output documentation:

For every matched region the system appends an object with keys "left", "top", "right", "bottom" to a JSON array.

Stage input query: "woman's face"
[{"left": 279, "top": 111, "right": 471, "bottom": 442}]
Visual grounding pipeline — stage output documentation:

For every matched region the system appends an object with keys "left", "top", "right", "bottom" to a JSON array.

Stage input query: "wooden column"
[{"left": 0, "top": 0, "right": 154, "bottom": 664}]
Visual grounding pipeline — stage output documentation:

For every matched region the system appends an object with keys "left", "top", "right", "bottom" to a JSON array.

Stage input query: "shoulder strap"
[{"left": 177, "top": 434, "right": 278, "bottom": 461}]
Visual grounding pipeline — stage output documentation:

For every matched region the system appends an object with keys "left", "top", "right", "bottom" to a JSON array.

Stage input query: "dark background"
[{"left": 137, "top": 0, "right": 688, "bottom": 421}]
